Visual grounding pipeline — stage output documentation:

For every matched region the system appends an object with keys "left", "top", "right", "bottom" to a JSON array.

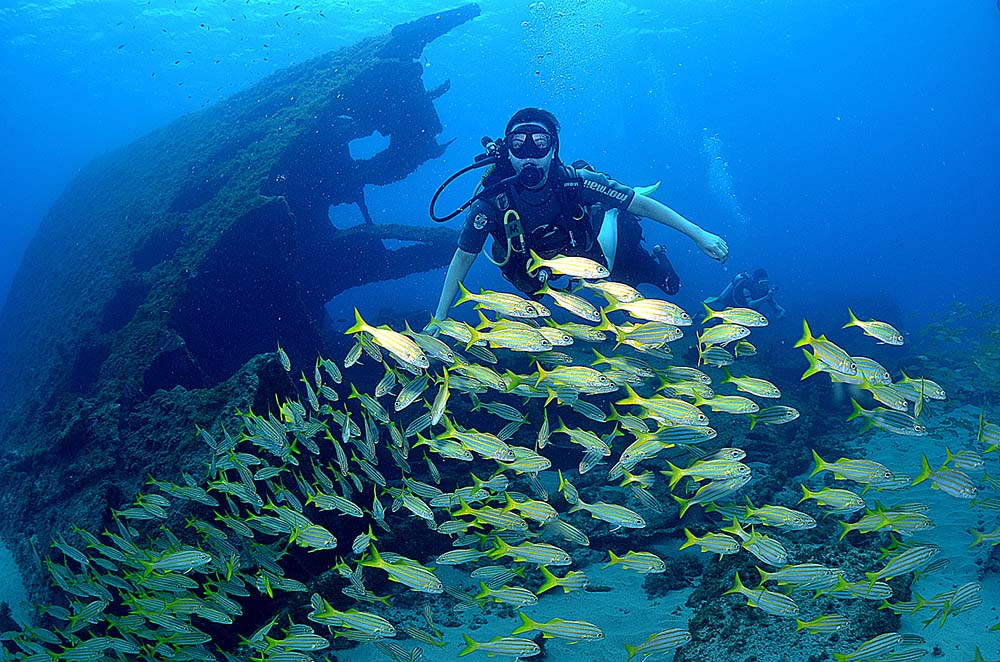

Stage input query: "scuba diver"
[
  {"left": 705, "top": 268, "right": 786, "bottom": 319},
  {"left": 429, "top": 107, "right": 729, "bottom": 321}
]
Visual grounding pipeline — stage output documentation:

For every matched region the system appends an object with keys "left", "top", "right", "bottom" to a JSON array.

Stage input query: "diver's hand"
[{"left": 695, "top": 231, "right": 729, "bottom": 264}]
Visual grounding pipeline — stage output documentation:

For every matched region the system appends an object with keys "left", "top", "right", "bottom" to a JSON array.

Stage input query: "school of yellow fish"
[{"left": 2, "top": 253, "right": 998, "bottom": 662}]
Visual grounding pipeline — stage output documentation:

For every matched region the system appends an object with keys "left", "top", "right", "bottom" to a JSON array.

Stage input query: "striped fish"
[
  {"left": 345, "top": 309, "right": 429, "bottom": 368},
  {"left": 537, "top": 283, "right": 600, "bottom": 321},
  {"left": 605, "top": 296, "right": 692, "bottom": 326},
  {"left": 489, "top": 539, "right": 572, "bottom": 566},
  {"left": 307, "top": 593, "right": 395, "bottom": 637},
  {"left": 537, "top": 566, "right": 590, "bottom": 594},
  {"left": 810, "top": 450, "right": 895, "bottom": 484},
  {"left": 866, "top": 545, "right": 939, "bottom": 583},
  {"left": 795, "top": 319, "right": 857, "bottom": 375},
  {"left": 757, "top": 563, "right": 840, "bottom": 587},
  {"left": 455, "top": 282, "right": 549, "bottom": 318},
  {"left": 360, "top": 547, "right": 443, "bottom": 594},
  {"left": 527, "top": 251, "right": 609, "bottom": 279},
  {"left": 569, "top": 498, "right": 646, "bottom": 531},
  {"left": 843, "top": 308, "right": 904, "bottom": 345},
  {"left": 402, "top": 321, "right": 455, "bottom": 363},
  {"left": 698, "top": 323, "right": 751, "bottom": 347},
  {"left": 624, "top": 628, "right": 692, "bottom": 661},
  {"left": 795, "top": 614, "right": 849, "bottom": 634},
  {"left": 833, "top": 632, "right": 902, "bottom": 662},
  {"left": 912, "top": 455, "right": 977, "bottom": 499},
  {"left": 679, "top": 529, "right": 740, "bottom": 557},
  {"left": 434, "top": 549, "right": 488, "bottom": 566},
  {"left": 511, "top": 611, "right": 604, "bottom": 642},
  {"left": 459, "top": 635, "right": 540, "bottom": 659},
  {"left": 725, "top": 572, "right": 799, "bottom": 617},
  {"left": 617, "top": 385, "right": 709, "bottom": 426},
  {"left": 473, "top": 581, "right": 538, "bottom": 607},
  {"left": 603, "top": 550, "right": 665, "bottom": 574},
  {"left": 577, "top": 279, "right": 643, "bottom": 303},
  {"left": 703, "top": 304, "right": 768, "bottom": 327}
]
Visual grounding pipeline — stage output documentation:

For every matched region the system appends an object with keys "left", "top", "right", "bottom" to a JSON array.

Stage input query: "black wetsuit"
[{"left": 458, "top": 162, "right": 680, "bottom": 296}]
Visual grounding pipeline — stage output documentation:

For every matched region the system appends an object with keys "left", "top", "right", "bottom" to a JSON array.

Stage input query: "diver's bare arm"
[
  {"left": 627, "top": 194, "right": 729, "bottom": 263},
  {"left": 433, "top": 248, "right": 478, "bottom": 321}
]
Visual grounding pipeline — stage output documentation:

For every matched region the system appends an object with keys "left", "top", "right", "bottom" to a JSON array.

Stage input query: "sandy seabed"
[{"left": 0, "top": 542, "right": 29, "bottom": 627}]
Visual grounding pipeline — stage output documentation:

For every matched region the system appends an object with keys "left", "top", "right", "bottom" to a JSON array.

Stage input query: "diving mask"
[{"left": 506, "top": 124, "right": 555, "bottom": 159}]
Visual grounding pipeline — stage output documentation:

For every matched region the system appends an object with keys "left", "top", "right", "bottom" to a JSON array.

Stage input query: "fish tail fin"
[
  {"left": 800, "top": 348, "right": 823, "bottom": 380},
  {"left": 464, "top": 328, "right": 485, "bottom": 351},
  {"left": 798, "top": 484, "right": 814, "bottom": 504},
  {"left": 458, "top": 634, "right": 479, "bottom": 657},
  {"left": 474, "top": 310, "right": 492, "bottom": 331},
  {"left": 364, "top": 544, "right": 384, "bottom": 569},
  {"left": 617, "top": 384, "right": 643, "bottom": 407},
  {"left": 511, "top": 610, "right": 537, "bottom": 634},
  {"left": 595, "top": 308, "right": 617, "bottom": 332},
  {"left": 485, "top": 537, "right": 507, "bottom": 561},
  {"left": 526, "top": 249, "right": 543, "bottom": 274},
  {"left": 837, "top": 520, "right": 852, "bottom": 542},
  {"left": 603, "top": 550, "right": 621, "bottom": 569},
  {"left": 809, "top": 449, "right": 828, "bottom": 478},
  {"left": 602, "top": 294, "right": 621, "bottom": 313},
  {"left": 747, "top": 413, "right": 758, "bottom": 430},
  {"left": 534, "top": 364, "right": 549, "bottom": 388},
  {"left": 452, "top": 497, "right": 475, "bottom": 519},
  {"left": 911, "top": 454, "right": 933, "bottom": 486},
  {"left": 793, "top": 319, "right": 813, "bottom": 348},
  {"left": 537, "top": 565, "right": 559, "bottom": 594},
  {"left": 679, "top": 528, "right": 698, "bottom": 550},
  {"left": 666, "top": 461, "right": 684, "bottom": 490},
  {"left": 345, "top": 308, "right": 367, "bottom": 335},
  {"left": 724, "top": 571, "right": 745, "bottom": 596},
  {"left": 702, "top": 301, "right": 718, "bottom": 324},
  {"left": 846, "top": 398, "right": 865, "bottom": 422},
  {"left": 756, "top": 566, "right": 773, "bottom": 587},
  {"left": 843, "top": 307, "right": 860, "bottom": 329},
  {"left": 672, "top": 494, "right": 691, "bottom": 518},
  {"left": 455, "top": 282, "right": 474, "bottom": 307},
  {"left": 472, "top": 581, "right": 490, "bottom": 602},
  {"left": 969, "top": 528, "right": 986, "bottom": 548},
  {"left": 625, "top": 643, "right": 640, "bottom": 662}
]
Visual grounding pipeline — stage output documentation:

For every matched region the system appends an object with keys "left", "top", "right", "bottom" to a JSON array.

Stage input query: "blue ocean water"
[
  {"left": 1, "top": 2, "right": 999, "bottom": 660},
  {"left": 1, "top": 0, "right": 998, "bottom": 329}
]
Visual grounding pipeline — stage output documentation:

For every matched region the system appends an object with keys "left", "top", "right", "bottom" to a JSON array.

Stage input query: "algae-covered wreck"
[{"left": 0, "top": 4, "right": 480, "bottom": 600}]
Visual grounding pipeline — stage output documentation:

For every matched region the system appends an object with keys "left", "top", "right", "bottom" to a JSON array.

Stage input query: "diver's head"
[
  {"left": 751, "top": 268, "right": 770, "bottom": 295},
  {"left": 504, "top": 108, "right": 560, "bottom": 189}
]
